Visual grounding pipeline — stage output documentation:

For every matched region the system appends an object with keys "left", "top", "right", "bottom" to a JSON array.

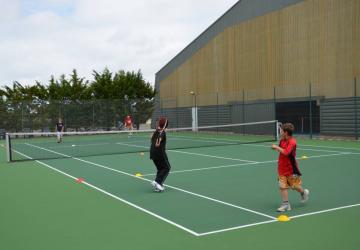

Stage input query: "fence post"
[
  {"left": 242, "top": 89, "right": 245, "bottom": 135},
  {"left": 59, "top": 100, "right": 61, "bottom": 118},
  {"left": 105, "top": 100, "right": 109, "bottom": 130},
  {"left": 274, "top": 86, "right": 277, "bottom": 140},
  {"left": 176, "top": 96, "right": 179, "bottom": 128},
  {"left": 21, "top": 102, "right": 24, "bottom": 132},
  {"left": 216, "top": 92, "right": 219, "bottom": 127},
  {"left": 355, "top": 77, "right": 358, "bottom": 140},
  {"left": 92, "top": 100, "right": 95, "bottom": 129},
  {"left": 160, "top": 98, "right": 163, "bottom": 115},
  {"left": 273, "top": 86, "right": 277, "bottom": 120},
  {"left": 309, "top": 83, "right": 313, "bottom": 139}
]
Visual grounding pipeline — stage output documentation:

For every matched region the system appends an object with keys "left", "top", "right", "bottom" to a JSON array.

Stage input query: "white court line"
[
  {"left": 164, "top": 136, "right": 358, "bottom": 154},
  {"left": 141, "top": 161, "right": 272, "bottom": 176},
  {"left": 198, "top": 219, "right": 277, "bottom": 236},
  {"left": 116, "top": 142, "right": 258, "bottom": 163},
  {"left": 48, "top": 143, "right": 111, "bottom": 149},
  {"left": 116, "top": 142, "right": 147, "bottom": 149},
  {"left": 169, "top": 134, "right": 360, "bottom": 153},
  {"left": 170, "top": 136, "right": 236, "bottom": 145},
  {"left": 199, "top": 203, "right": 360, "bottom": 236},
  {"left": 169, "top": 150, "right": 258, "bottom": 163},
  {"left": 290, "top": 203, "right": 360, "bottom": 219},
  {"left": 142, "top": 152, "right": 352, "bottom": 176},
  {"left": 32, "top": 140, "right": 357, "bottom": 155},
  {"left": 24, "top": 143, "right": 276, "bottom": 221},
  {"left": 11, "top": 144, "right": 360, "bottom": 236},
  {"left": 167, "top": 134, "right": 264, "bottom": 144},
  {"left": 122, "top": 134, "right": 357, "bottom": 157},
  {"left": 298, "top": 144, "right": 360, "bottom": 151},
  {"left": 240, "top": 143, "right": 353, "bottom": 154},
  {"left": 14, "top": 145, "right": 199, "bottom": 236}
]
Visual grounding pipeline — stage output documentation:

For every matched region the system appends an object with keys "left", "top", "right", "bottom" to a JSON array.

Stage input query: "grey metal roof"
[{"left": 155, "top": 0, "right": 304, "bottom": 89}]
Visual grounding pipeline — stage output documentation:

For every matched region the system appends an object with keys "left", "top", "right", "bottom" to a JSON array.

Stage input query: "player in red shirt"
[
  {"left": 271, "top": 123, "right": 309, "bottom": 212},
  {"left": 124, "top": 115, "right": 133, "bottom": 135}
]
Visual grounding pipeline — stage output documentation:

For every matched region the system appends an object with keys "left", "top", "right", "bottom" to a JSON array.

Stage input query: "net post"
[
  {"left": 195, "top": 94, "right": 198, "bottom": 131},
  {"left": 5, "top": 133, "right": 11, "bottom": 162},
  {"left": 276, "top": 121, "right": 280, "bottom": 141}
]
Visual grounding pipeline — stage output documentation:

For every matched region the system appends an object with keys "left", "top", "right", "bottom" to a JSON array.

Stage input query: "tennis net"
[{"left": 6, "top": 120, "right": 278, "bottom": 162}]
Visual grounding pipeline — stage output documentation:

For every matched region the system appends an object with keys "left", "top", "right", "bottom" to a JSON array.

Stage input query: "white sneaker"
[
  {"left": 151, "top": 181, "right": 156, "bottom": 188},
  {"left": 152, "top": 181, "right": 164, "bottom": 192},
  {"left": 277, "top": 203, "right": 291, "bottom": 212},
  {"left": 301, "top": 189, "right": 310, "bottom": 203},
  {"left": 155, "top": 182, "right": 164, "bottom": 192}
]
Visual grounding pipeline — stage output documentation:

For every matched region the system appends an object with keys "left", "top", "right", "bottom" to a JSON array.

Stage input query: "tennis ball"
[
  {"left": 140, "top": 152, "right": 144, "bottom": 156},
  {"left": 72, "top": 144, "right": 75, "bottom": 147}
]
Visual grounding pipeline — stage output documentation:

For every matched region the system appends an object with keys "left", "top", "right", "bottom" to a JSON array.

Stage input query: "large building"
[{"left": 154, "top": 0, "right": 359, "bottom": 137}]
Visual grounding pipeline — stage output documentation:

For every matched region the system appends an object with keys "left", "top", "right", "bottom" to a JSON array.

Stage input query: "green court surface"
[{"left": 1, "top": 137, "right": 360, "bottom": 250}]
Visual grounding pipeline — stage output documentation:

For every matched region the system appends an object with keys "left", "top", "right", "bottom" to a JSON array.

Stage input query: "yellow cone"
[
  {"left": 277, "top": 215, "right": 290, "bottom": 222},
  {"left": 135, "top": 173, "right": 142, "bottom": 177},
  {"left": 301, "top": 155, "right": 308, "bottom": 159}
]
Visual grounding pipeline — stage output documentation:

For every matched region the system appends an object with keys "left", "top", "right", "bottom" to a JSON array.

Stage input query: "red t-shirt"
[
  {"left": 277, "top": 137, "right": 301, "bottom": 176},
  {"left": 124, "top": 117, "right": 132, "bottom": 127}
]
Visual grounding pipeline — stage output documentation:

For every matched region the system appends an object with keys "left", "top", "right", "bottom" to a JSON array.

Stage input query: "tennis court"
[{"left": 1, "top": 123, "right": 360, "bottom": 250}]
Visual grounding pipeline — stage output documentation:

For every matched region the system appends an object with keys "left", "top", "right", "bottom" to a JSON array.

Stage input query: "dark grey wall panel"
[
  {"left": 198, "top": 105, "right": 231, "bottom": 126},
  {"left": 230, "top": 102, "right": 275, "bottom": 123},
  {"left": 156, "top": 102, "right": 275, "bottom": 130},
  {"left": 244, "top": 103, "right": 275, "bottom": 123},
  {"left": 156, "top": 107, "right": 192, "bottom": 129},
  {"left": 320, "top": 98, "right": 360, "bottom": 136}
]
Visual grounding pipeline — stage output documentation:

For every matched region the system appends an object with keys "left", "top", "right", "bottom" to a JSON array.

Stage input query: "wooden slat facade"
[{"left": 159, "top": 0, "right": 360, "bottom": 107}]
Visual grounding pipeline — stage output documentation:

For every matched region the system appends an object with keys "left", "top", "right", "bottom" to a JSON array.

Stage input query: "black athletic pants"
[{"left": 153, "top": 155, "right": 171, "bottom": 185}]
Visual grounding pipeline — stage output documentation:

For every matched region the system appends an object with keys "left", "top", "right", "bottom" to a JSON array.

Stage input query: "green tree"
[
  {"left": 0, "top": 68, "right": 155, "bottom": 132},
  {"left": 89, "top": 69, "right": 156, "bottom": 129}
]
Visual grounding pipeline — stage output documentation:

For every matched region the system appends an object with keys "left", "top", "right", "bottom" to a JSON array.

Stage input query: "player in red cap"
[{"left": 150, "top": 117, "right": 171, "bottom": 192}]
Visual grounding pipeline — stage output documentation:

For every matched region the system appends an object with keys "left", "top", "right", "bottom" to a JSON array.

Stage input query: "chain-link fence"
[
  {"left": 156, "top": 78, "right": 359, "bottom": 139},
  {"left": 2, "top": 79, "right": 358, "bottom": 140},
  {"left": 0, "top": 98, "right": 154, "bottom": 137}
]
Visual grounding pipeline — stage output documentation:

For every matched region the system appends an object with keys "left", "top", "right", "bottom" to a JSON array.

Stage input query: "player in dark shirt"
[
  {"left": 56, "top": 118, "right": 64, "bottom": 143},
  {"left": 150, "top": 117, "right": 171, "bottom": 192}
]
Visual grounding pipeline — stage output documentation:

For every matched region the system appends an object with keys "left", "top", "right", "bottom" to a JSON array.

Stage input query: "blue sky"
[
  {"left": 20, "top": 0, "right": 75, "bottom": 17},
  {"left": 0, "top": 0, "right": 238, "bottom": 86}
]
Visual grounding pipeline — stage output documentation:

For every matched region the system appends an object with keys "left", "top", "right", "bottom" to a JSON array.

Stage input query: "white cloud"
[
  {"left": 0, "top": 0, "right": 20, "bottom": 21},
  {"left": 0, "top": 0, "right": 238, "bottom": 87}
]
